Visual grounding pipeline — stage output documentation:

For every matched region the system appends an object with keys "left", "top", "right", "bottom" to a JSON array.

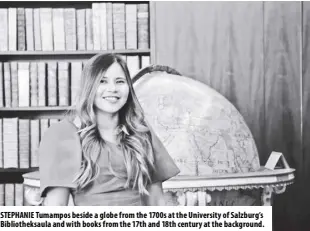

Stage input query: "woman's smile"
[{"left": 103, "top": 96, "right": 121, "bottom": 103}]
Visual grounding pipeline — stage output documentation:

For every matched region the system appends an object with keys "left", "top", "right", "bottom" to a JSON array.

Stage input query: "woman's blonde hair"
[{"left": 70, "top": 53, "right": 155, "bottom": 195}]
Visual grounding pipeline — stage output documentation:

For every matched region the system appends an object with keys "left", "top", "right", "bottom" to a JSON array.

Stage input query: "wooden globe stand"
[{"left": 162, "top": 167, "right": 294, "bottom": 206}]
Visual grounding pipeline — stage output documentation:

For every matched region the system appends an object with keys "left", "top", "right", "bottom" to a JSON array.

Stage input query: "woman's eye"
[
  {"left": 100, "top": 79, "right": 107, "bottom": 84},
  {"left": 116, "top": 80, "right": 125, "bottom": 84}
]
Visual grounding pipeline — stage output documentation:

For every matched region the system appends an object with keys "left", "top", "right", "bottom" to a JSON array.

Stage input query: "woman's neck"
[
  {"left": 95, "top": 110, "right": 120, "bottom": 143},
  {"left": 95, "top": 110, "right": 119, "bottom": 130}
]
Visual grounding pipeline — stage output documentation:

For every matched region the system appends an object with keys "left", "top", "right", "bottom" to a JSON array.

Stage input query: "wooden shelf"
[
  {"left": 0, "top": 106, "right": 72, "bottom": 111},
  {"left": 0, "top": 1, "right": 149, "bottom": 8},
  {"left": 0, "top": 49, "right": 150, "bottom": 56},
  {"left": 0, "top": 168, "right": 38, "bottom": 184},
  {"left": 0, "top": 168, "right": 38, "bottom": 173}
]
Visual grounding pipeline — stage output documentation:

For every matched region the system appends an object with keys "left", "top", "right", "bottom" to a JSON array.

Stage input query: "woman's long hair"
[{"left": 70, "top": 53, "right": 155, "bottom": 195}]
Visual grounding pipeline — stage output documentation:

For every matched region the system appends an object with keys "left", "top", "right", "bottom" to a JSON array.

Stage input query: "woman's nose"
[{"left": 106, "top": 82, "right": 117, "bottom": 92}]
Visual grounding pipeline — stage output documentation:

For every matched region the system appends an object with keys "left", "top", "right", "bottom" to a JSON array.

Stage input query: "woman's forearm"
[
  {"left": 43, "top": 187, "right": 70, "bottom": 206},
  {"left": 143, "top": 182, "right": 166, "bottom": 206}
]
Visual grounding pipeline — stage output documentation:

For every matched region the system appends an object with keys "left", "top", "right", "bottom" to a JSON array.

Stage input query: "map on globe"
[{"left": 134, "top": 72, "right": 261, "bottom": 176}]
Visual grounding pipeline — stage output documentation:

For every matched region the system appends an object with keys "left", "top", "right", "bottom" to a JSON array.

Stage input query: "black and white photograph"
[{"left": 0, "top": 0, "right": 308, "bottom": 231}]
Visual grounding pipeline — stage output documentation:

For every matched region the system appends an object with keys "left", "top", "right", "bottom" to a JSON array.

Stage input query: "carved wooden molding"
[
  {"left": 22, "top": 168, "right": 294, "bottom": 206},
  {"left": 163, "top": 168, "right": 294, "bottom": 191},
  {"left": 162, "top": 168, "right": 294, "bottom": 206}
]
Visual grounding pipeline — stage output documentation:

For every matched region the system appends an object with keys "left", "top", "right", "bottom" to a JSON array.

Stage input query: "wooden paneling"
[
  {"left": 152, "top": 2, "right": 265, "bottom": 161},
  {"left": 264, "top": 2, "right": 302, "bottom": 231},
  {"left": 153, "top": 2, "right": 305, "bottom": 231},
  {"left": 220, "top": 3, "right": 264, "bottom": 163}
]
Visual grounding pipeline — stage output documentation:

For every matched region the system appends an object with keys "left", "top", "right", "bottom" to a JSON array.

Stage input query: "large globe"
[
  {"left": 134, "top": 71, "right": 261, "bottom": 176},
  {"left": 133, "top": 70, "right": 262, "bottom": 206}
]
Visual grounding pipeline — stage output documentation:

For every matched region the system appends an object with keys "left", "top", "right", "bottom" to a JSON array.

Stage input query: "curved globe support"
[{"left": 163, "top": 168, "right": 294, "bottom": 206}]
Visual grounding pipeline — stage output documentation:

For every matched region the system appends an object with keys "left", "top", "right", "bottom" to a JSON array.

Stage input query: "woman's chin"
[{"left": 94, "top": 105, "right": 122, "bottom": 115}]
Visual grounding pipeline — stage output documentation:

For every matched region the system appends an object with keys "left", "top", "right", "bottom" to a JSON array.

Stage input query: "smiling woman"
[{"left": 38, "top": 53, "right": 180, "bottom": 206}]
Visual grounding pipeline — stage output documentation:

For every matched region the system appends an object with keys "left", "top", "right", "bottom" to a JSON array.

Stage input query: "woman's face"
[{"left": 94, "top": 62, "right": 130, "bottom": 114}]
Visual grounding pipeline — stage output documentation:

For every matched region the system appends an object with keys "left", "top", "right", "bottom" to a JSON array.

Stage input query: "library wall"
[
  {"left": 152, "top": 2, "right": 304, "bottom": 231},
  {"left": 0, "top": 2, "right": 305, "bottom": 229}
]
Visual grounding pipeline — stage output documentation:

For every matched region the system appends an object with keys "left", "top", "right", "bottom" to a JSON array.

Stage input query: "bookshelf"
[
  {"left": 0, "top": 1, "right": 151, "bottom": 206},
  {"left": 0, "top": 106, "right": 71, "bottom": 111},
  {"left": 0, "top": 50, "right": 150, "bottom": 55}
]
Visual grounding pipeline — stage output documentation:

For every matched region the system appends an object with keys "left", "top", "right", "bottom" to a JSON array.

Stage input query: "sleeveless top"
[{"left": 39, "top": 119, "right": 180, "bottom": 206}]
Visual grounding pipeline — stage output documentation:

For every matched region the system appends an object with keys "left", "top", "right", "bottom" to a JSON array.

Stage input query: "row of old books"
[
  {"left": 0, "top": 3, "right": 149, "bottom": 51},
  {"left": 0, "top": 118, "right": 61, "bottom": 169},
  {"left": 0, "top": 183, "right": 24, "bottom": 206},
  {"left": 0, "top": 55, "right": 150, "bottom": 108}
]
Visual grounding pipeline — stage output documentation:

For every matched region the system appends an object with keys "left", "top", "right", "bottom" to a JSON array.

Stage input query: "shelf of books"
[{"left": 0, "top": 1, "right": 151, "bottom": 205}]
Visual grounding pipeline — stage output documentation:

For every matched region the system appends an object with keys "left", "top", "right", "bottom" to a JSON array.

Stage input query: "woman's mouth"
[{"left": 103, "top": 96, "right": 120, "bottom": 103}]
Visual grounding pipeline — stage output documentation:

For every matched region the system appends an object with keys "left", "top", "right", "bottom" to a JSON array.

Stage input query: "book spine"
[
  {"left": 18, "top": 62, "right": 30, "bottom": 107},
  {"left": 0, "top": 63, "right": 4, "bottom": 107},
  {"left": 99, "top": 3, "right": 107, "bottom": 50},
  {"left": 30, "top": 62, "right": 38, "bottom": 106},
  {"left": 25, "top": 8, "right": 34, "bottom": 51},
  {"left": 126, "top": 4, "right": 137, "bottom": 49},
  {"left": 49, "top": 119, "right": 59, "bottom": 126},
  {"left": 37, "top": 62, "right": 46, "bottom": 106},
  {"left": 70, "top": 62, "right": 82, "bottom": 106},
  {"left": 15, "top": 184, "right": 24, "bottom": 206},
  {"left": 8, "top": 8, "right": 17, "bottom": 51},
  {"left": 40, "top": 8, "right": 53, "bottom": 51},
  {"left": 0, "top": 9, "right": 8, "bottom": 51},
  {"left": 0, "top": 184, "right": 4, "bottom": 206},
  {"left": 52, "top": 9, "right": 65, "bottom": 51},
  {"left": 3, "top": 118, "right": 18, "bottom": 168},
  {"left": 0, "top": 119, "right": 3, "bottom": 168},
  {"left": 18, "top": 119, "right": 30, "bottom": 168},
  {"left": 92, "top": 3, "right": 101, "bottom": 50},
  {"left": 58, "top": 62, "right": 69, "bottom": 106},
  {"left": 127, "top": 55, "right": 140, "bottom": 78},
  {"left": 10, "top": 62, "right": 19, "bottom": 107},
  {"left": 30, "top": 120, "right": 40, "bottom": 168},
  {"left": 5, "top": 184, "right": 15, "bottom": 206},
  {"left": 106, "top": 3, "right": 114, "bottom": 50},
  {"left": 3, "top": 62, "right": 11, "bottom": 107},
  {"left": 40, "top": 119, "right": 49, "bottom": 141},
  {"left": 33, "top": 9, "right": 42, "bottom": 51},
  {"left": 137, "top": 4, "right": 149, "bottom": 49},
  {"left": 17, "top": 8, "right": 26, "bottom": 51},
  {"left": 141, "top": 55, "right": 151, "bottom": 69},
  {"left": 64, "top": 8, "right": 77, "bottom": 51},
  {"left": 113, "top": 4, "right": 126, "bottom": 50},
  {"left": 77, "top": 9, "right": 86, "bottom": 51},
  {"left": 47, "top": 62, "right": 57, "bottom": 106},
  {"left": 85, "top": 9, "right": 93, "bottom": 50}
]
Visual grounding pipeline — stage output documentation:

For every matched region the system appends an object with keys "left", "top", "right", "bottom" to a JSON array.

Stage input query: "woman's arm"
[
  {"left": 142, "top": 182, "right": 166, "bottom": 206},
  {"left": 42, "top": 187, "right": 71, "bottom": 206}
]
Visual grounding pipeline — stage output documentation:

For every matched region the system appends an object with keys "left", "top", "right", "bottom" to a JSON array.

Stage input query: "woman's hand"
[
  {"left": 142, "top": 182, "right": 166, "bottom": 206},
  {"left": 43, "top": 187, "right": 71, "bottom": 206}
]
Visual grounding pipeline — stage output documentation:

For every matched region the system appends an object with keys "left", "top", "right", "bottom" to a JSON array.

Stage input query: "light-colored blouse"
[{"left": 39, "top": 119, "right": 180, "bottom": 206}]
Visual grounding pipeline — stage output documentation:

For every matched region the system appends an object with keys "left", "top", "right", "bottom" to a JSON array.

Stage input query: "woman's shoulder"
[
  {"left": 43, "top": 118, "right": 79, "bottom": 141},
  {"left": 39, "top": 118, "right": 82, "bottom": 196},
  {"left": 39, "top": 118, "right": 82, "bottom": 169}
]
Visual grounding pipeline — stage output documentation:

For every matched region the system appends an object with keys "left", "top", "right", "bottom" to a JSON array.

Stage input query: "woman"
[{"left": 39, "top": 53, "right": 180, "bottom": 206}]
